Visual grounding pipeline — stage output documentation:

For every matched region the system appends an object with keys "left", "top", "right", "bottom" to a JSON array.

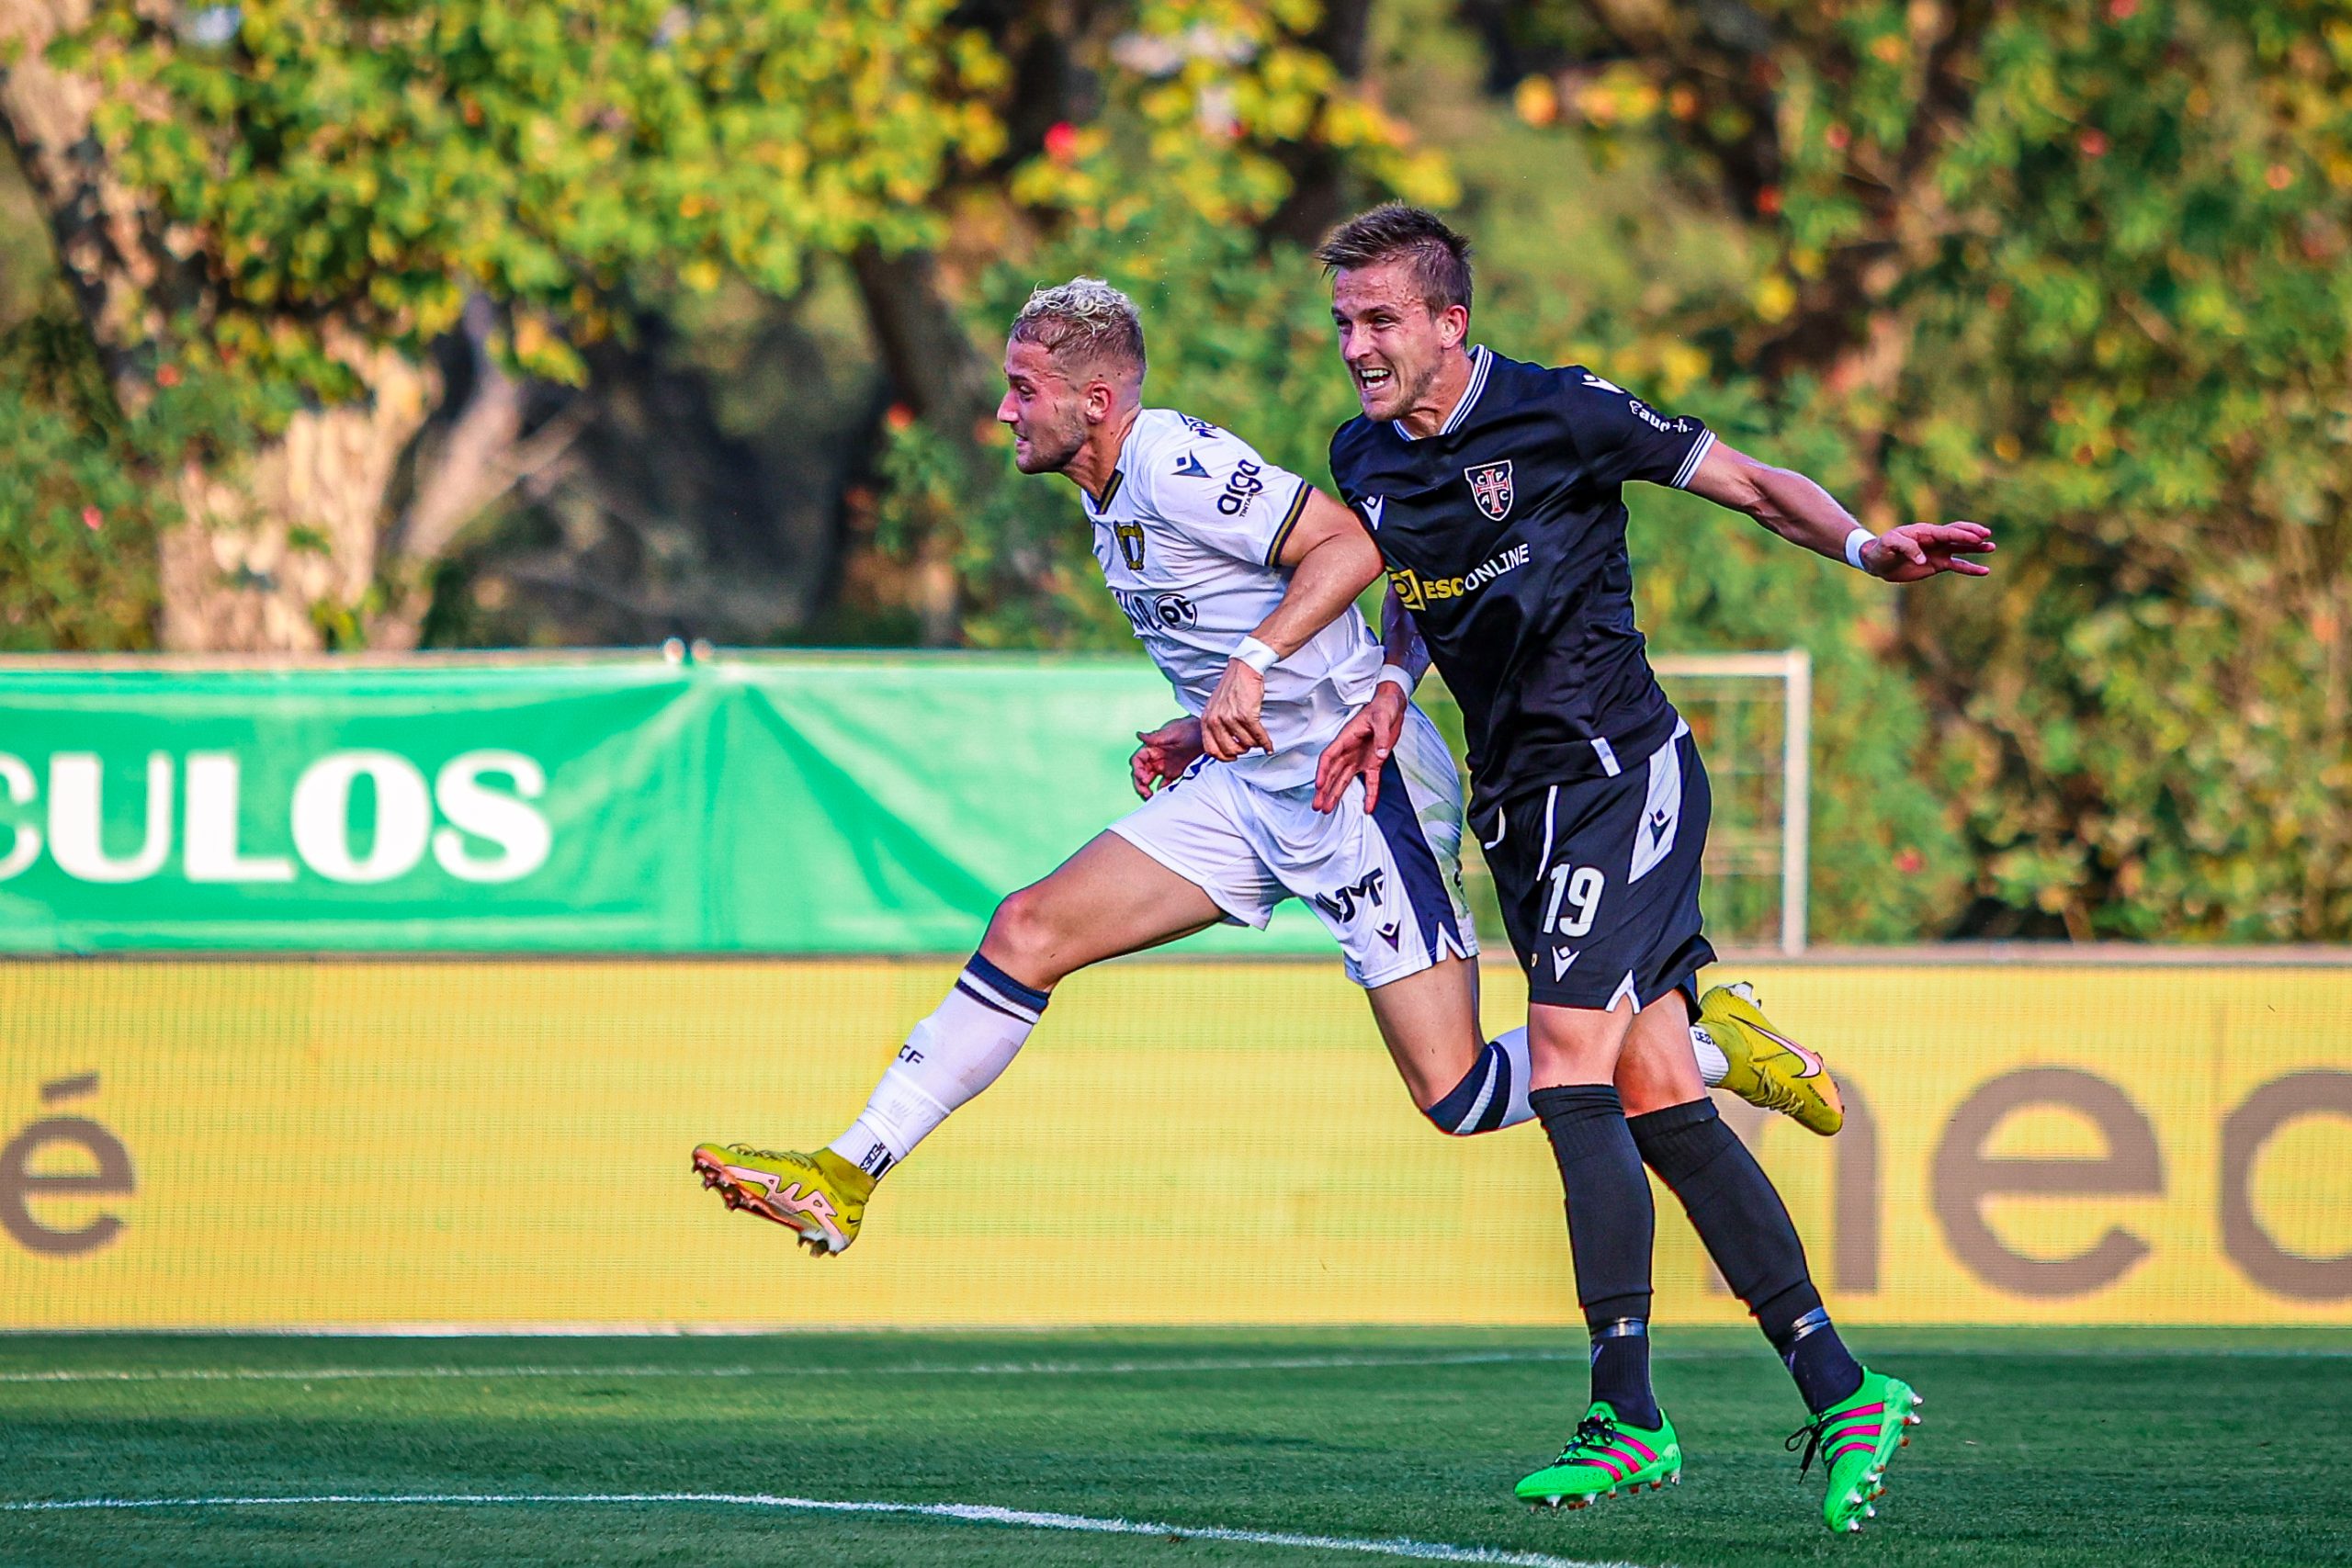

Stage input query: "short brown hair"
[
  {"left": 1315, "top": 204, "right": 1474, "bottom": 316},
  {"left": 1009, "top": 277, "right": 1146, "bottom": 380}
]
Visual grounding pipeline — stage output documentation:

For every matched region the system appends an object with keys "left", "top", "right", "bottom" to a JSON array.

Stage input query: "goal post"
[
  {"left": 1419, "top": 649, "right": 1811, "bottom": 957},
  {"left": 1654, "top": 650, "right": 1810, "bottom": 956}
]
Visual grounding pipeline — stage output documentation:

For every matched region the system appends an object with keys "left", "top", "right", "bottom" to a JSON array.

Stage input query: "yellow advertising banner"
[{"left": 1, "top": 960, "right": 2346, "bottom": 1328}]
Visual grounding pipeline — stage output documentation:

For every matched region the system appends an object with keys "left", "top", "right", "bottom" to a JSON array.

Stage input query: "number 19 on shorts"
[{"left": 1542, "top": 863, "right": 1605, "bottom": 937}]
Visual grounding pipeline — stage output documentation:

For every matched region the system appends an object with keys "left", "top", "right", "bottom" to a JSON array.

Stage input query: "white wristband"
[
  {"left": 1843, "top": 528, "right": 1875, "bottom": 571},
  {"left": 1376, "top": 663, "right": 1420, "bottom": 696},
  {"left": 1232, "top": 636, "right": 1279, "bottom": 674}
]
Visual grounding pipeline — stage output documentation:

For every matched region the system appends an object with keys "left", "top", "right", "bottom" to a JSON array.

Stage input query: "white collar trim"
[{"left": 1395, "top": 345, "right": 1490, "bottom": 443}]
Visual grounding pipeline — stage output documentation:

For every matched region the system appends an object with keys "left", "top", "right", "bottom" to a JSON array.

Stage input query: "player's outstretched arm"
[
  {"left": 1683, "top": 441, "right": 1996, "bottom": 582},
  {"left": 1201, "top": 489, "right": 1385, "bottom": 761},
  {"left": 1312, "top": 583, "right": 1421, "bottom": 815}
]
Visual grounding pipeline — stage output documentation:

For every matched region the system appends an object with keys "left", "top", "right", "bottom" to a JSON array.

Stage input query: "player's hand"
[
  {"left": 1862, "top": 522, "right": 1996, "bottom": 581},
  {"left": 1202, "top": 660, "right": 1273, "bottom": 761},
  {"left": 1130, "top": 716, "right": 1204, "bottom": 798},
  {"left": 1313, "top": 686, "right": 1408, "bottom": 815}
]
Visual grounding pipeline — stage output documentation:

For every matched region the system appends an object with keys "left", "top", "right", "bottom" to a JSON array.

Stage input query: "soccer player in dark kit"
[{"left": 1310, "top": 205, "right": 1994, "bottom": 1534}]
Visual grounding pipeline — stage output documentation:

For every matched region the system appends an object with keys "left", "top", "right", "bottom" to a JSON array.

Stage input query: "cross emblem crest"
[{"left": 1464, "top": 460, "right": 1514, "bottom": 522}]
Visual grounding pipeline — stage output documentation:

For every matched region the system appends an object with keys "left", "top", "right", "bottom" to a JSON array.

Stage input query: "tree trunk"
[
  {"left": 3, "top": 0, "right": 446, "bottom": 652},
  {"left": 849, "top": 243, "right": 998, "bottom": 439},
  {"left": 157, "top": 340, "right": 435, "bottom": 651},
  {"left": 0, "top": 0, "right": 178, "bottom": 394},
  {"left": 850, "top": 243, "right": 998, "bottom": 645},
  {"left": 367, "top": 297, "right": 535, "bottom": 649},
  {"left": 1260, "top": 0, "right": 1375, "bottom": 248}
]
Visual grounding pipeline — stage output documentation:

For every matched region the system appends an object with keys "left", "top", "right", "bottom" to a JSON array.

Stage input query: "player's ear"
[
  {"left": 1083, "top": 376, "right": 1115, "bottom": 424},
  {"left": 1436, "top": 303, "right": 1469, "bottom": 349}
]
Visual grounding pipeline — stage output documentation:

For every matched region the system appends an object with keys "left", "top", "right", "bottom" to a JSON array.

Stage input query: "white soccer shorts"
[{"left": 1108, "top": 704, "right": 1478, "bottom": 987}]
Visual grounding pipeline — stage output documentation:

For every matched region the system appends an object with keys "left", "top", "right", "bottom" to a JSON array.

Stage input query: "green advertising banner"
[{"left": 0, "top": 654, "right": 1336, "bottom": 954}]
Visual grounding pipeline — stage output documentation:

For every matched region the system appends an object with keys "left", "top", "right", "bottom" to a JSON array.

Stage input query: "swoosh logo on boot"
[{"left": 1747, "top": 1023, "right": 1824, "bottom": 1079}]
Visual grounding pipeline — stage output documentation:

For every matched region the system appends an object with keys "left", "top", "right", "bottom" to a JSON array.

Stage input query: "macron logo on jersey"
[
  {"left": 1581, "top": 372, "right": 1625, "bottom": 394},
  {"left": 1172, "top": 451, "right": 1212, "bottom": 479},
  {"left": 1358, "top": 495, "right": 1386, "bottom": 532}
]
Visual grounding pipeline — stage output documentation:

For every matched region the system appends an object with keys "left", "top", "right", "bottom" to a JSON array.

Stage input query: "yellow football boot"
[
  {"left": 691, "top": 1143, "right": 875, "bottom": 1255},
  {"left": 1698, "top": 982, "right": 1845, "bottom": 1136}
]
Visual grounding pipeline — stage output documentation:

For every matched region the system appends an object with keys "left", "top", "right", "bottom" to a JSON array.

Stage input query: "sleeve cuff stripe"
[
  {"left": 1671, "top": 430, "right": 1715, "bottom": 490},
  {"left": 1264, "top": 480, "right": 1313, "bottom": 566}
]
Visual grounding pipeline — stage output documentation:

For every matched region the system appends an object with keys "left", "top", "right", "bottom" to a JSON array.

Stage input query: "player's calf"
[
  {"left": 1414, "top": 1011, "right": 1808, "bottom": 1139},
  {"left": 1420, "top": 1026, "right": 1533, "bottom": 1134},
  {"left": 690, "top": 951, "right": 1048, "bottom": 1251}
]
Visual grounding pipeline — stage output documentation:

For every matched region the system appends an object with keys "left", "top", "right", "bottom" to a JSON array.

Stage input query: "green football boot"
[
  {"left": 1515, "top": 1403, "right": 1682, "bottom": 1510},
  {"left": 1788, "top": 1370, "right": 1922, "bottom": 1533}
]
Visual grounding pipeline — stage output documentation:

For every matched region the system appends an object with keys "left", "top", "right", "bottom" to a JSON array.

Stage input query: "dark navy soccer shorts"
[{"left": 1475, "top": 721, "right": 1716, "bottom": 1013}]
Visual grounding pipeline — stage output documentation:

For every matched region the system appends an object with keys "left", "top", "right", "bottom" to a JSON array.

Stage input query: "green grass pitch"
[{"left": 2, "top": 1327, "right": 2346, "bottom": 1566}]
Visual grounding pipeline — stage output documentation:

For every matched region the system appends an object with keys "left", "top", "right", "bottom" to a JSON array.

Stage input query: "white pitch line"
[
  {"left": 0, "top": 1349, "right": 1583, "bottom": 1385},
  {"left": 7, "top": 1341, "right": 2350, "bottom": 1386},
  {"left": 0, "top": 1491, "right": 1651, "bottom": 1568}
]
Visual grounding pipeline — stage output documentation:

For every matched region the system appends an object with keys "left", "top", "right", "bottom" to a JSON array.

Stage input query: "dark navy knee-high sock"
[
  {"left": 1530, "top": 1084, "right": 1659, "bottom": 1428},
  {"left": 1629, "top": 1097, "right": 1864, "bottom": 1414}
]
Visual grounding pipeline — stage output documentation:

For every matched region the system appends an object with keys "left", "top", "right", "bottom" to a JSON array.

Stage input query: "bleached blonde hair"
[{"left": 1009, "top": 277, "right": 1146, "bottom": 380}]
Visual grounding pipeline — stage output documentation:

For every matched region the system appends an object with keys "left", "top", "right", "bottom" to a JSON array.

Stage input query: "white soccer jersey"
[{"left": 1087, "top": 408, "right": 1382, "bottom": 788}]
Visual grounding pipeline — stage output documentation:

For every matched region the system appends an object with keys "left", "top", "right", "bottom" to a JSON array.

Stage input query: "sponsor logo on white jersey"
[{"left": 1217, "top": 459, "right": 1267, "bottom": 516}]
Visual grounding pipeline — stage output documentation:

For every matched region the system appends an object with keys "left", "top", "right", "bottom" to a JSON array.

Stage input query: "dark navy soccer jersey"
[{"left": 1329, "top": 345, "right": 1715, "bottom": 814}]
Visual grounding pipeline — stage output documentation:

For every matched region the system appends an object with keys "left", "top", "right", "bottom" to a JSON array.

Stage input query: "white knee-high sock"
[
  {"left": 1423, "top": 1020, "right": 1731, "bottom": 1137},
  {"left": 1690, "top": 1022, "right": 1731, "bottom": 1085},
  {"left": 1423, "top": 1026, "right": 1535, "bottom": 1134},
  {"left": 828, "top": 953, "right": 1048, "bottom": 1179}
]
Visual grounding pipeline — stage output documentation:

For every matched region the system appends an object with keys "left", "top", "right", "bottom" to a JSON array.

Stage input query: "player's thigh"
[
  {"left": 1261, "top": 705, "right": 1477, "bottom": 988},
  {"left": 983, "top": 830, "right": 1226, "bottom": 983},
  {"left": 1362, "top": 954, "right": 1485, "bottom": 1111},
  {"left": 1481, "top": 728, "right": 1714, "bottom": 1018},
  {"left": 1614, "top": 985, "right": 1707, "bottom": 1116}
]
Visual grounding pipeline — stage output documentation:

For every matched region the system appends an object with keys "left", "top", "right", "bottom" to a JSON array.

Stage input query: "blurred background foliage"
[{"left": 2, "top": 0, "right": 2347, "bottom": 942}]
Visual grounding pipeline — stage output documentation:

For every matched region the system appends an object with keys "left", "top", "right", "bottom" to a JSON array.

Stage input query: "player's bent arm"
[
  {"left": 1683, "top": 441, "right": 1996, "bottom": 581},
  {"left": 1254, "top": 487, "right": 1385, "bottom": 657},
  {"left": 1202, "top": 488, "right": 1381, "bottom": 761}
]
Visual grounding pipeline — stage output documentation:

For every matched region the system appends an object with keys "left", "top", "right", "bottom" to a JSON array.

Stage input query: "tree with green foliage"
[
  {"left": 0, "top": 0, "right": 1445, "bottom": 652},
  {"left": 1488, "top": 0, "right": 2352, "bottom": 939},
  {"left": 1, "top": 0, "right": 1003, "bottom": 649}
]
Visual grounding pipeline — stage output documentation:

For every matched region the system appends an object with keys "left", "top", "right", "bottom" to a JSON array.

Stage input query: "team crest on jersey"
[
  {"left": 1464, "top": 460, "right": 1514, "bottom": 522},
  {"left": 1114, "top": 518, "right": 1147, "bottom": 570}
]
